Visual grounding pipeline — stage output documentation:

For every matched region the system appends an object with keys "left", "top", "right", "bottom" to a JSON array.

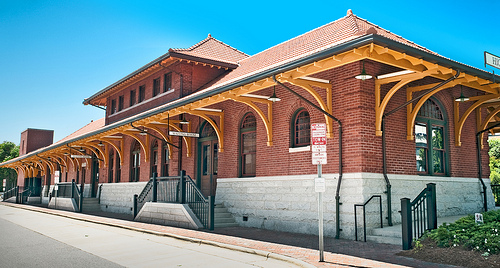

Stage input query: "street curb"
[{"left": 1, "top": 202, "right": 316, "bottom": 268}]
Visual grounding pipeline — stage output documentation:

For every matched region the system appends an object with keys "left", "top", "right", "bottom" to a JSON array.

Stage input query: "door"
[
  {"left": 198, "top": 122, "right": 218, "bottom": 197},
  {"left": 91, "top": 154, "right": 99, "bottom": 198},
  {"left": 200, "top": 140, "right": 218, "bottom": 197}
]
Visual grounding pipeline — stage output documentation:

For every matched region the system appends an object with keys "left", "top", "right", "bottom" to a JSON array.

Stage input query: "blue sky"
[{"left": 1, "top": 0, "right": 499, "bottom": 144}]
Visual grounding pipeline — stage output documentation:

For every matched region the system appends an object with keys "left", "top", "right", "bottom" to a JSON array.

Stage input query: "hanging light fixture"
[
  {"left": 455, "top": 85, "right": 469, "bottom": 102},
  {"left": 268, "top": 85, "right": 281, "bottom": 102},
  {"left": 97, "top": 141, "right": 104, "bottom": 147},
  {"left": 355, "top": 60, "right": 373, "bottom": 81},
  {"left": 179, "top": 117, "right": 190, "bottom": 125}
]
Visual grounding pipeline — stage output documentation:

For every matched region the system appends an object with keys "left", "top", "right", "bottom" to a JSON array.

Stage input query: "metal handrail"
[
  {"left": 52, "top": 182, "right": 73, "bottom": 198},
  {"left": 132, "top": 171, "right": 214, "bottom": 230},
  {"left": 492, "top": 184, "right": 500, "bottom": 206},
  {"left": 72, "top": 181, "right": 83, "bottom": 212},
  {"left": 134, "top": 180, "right": 154, "bottom": 217},
  {"left": 3, "top": 186, "right": 18, "bottom": 201},
  {"left": 401, "top": 183, "right": 437, "bottom": 250},
  {"left": 354, "top": 195, "right": 383, "bottom": 242},
  {"left": 184, "top": 175, "right": 212, "bottom": 229},
  {"left": 20, "top": 187, "right": 31, "bottom": 204}
]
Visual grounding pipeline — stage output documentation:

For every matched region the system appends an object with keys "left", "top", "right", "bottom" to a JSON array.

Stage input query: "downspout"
[
  {"left": 178, "top": 74, "right": 184, "bottom": 173},
  {"left": 475, "top": 122, "right": 500, "bottom": 212},
  {"left": 382, "top": 69, "right": 460, "bottom": 226},
  {"left": 272, "top": 75, "right": 343, "bottom": 239}
]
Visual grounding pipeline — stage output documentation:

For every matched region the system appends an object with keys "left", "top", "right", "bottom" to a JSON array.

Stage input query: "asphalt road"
[{"left": 0, "top": 205, "right": 299, "bottom": 267}]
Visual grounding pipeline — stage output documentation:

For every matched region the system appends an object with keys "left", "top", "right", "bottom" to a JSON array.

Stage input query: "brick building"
[{"left": 2, "top": 10, "right": 498, "bottom": 239}]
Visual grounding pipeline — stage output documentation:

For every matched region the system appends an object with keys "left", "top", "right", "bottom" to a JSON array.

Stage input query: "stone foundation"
[
  {"left": 215, "top": 173, "right": 495, "bottom": 239},
  {"left": 99, "top": 182, "right": 147, "bottom": 215},
  {"left": 135, "top": 202, "right": 203, "bottom": 229},
  {"left": 48, "top": 197, "right": 77, "bottom": 212}
]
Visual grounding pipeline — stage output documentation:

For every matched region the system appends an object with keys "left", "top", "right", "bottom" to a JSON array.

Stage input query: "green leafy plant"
[{"left": 425, "top": 210, "right": 500, "bottom": 254}]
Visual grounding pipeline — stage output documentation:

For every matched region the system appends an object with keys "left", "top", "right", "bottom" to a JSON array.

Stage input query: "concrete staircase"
[
  {"left": 82, "top": 198, "right": 101, "bottom": 213},
  {"left": 214, "top": 203, "right": 238, "bottom": 228},
  {"left": 366, "top": 214, "right": 467, "bottom": 245}
]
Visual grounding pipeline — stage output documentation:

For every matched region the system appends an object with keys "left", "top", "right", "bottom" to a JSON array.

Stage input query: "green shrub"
[{"left": 426, "top": 210, "right": 500, "bottom": 254}]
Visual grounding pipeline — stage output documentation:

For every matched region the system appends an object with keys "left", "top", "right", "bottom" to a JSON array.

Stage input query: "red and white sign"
[
  {"left": 54, "top": 171, "right": 60, "bottom": 184},
  {"left": 2, "top": 179, "right": 6, "bottom": 188},
  {"left": 311, "top": 123, "right": 327, "bottom": 164}
]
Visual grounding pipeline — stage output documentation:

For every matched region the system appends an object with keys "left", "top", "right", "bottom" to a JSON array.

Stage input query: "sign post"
[{"left": 311, "top": 123, "right": 327, "bottom": 262}]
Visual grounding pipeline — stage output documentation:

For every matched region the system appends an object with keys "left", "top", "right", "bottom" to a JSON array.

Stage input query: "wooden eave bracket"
[
  {"left": 454, "top": 94, "right": 500, "bottom": 146},
  {"left": 229, "top": 95, "right": 274, "bottom": 146},
  {"left": 143, "top": 124, "right": 174, "bottom": 159},
  {"left": 278, "top": 76, "right": 334, "bottom": 138},
  {"left": 374, "top": 69, "right": 441, "bottom": 136},
  {"left": 178, "top": 109, "right": 223, "bottom": 152}
]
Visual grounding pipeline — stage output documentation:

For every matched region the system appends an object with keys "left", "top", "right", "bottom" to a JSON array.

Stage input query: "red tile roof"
[
  {"left": 169, "top": 34, "right": 249, "bottom": 65},
  {"left": 200, "top": 10, "right": 437, "bottom": 91},
  {"left": 54, "top": 118, "right": 105, "bottom": 145}
]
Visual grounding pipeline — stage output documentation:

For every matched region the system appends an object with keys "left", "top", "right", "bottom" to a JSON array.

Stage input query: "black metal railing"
[
  {"left": 401, "top": 183, "right": 437, "bottom": 250},
  {"left": 3, "top": 186, "right": 18, "bottom": 201},
  {"left": 354, "top": 195, "right": 383, "bottom": 242},
  {"left": 72, "top": 181, "right": 83, "bottom": 212},
  {"left": 133, "top": 171, "right": 214, "bottom": 230},
  {"left": 19, "top": 187, "right": 31, "bottom": 204},
  {"left": 492, "top": 184, "right": 500, "bottom": 206},
  {"left": 51, "top": 182, "right": 74, "bottom": 198},
  {"left": 49, "top": 181, "right": 83, "bottom": 212},
  {"left": 184, "top": 174, "right": 214, "bottom": 229},
  {"left": 133, "top": 180, "right": 154, "bottom": 217}
]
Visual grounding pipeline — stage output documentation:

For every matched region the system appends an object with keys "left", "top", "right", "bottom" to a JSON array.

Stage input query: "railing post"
[
  {"left": 426, "top": 183, "right": 437, "bottom": 230},
  {"left": 79, "top": 193, "right": 83, "bottom": 213},
  {"left": 133, "top": 194, "right": 138, "bottom": 218},
  {"left": 152, "top": 172, "right": 157, "bottom": 202},
  {"left": 179, "top": 170, "right": 186, "bottom": 204},
  {"left": 401, "top": 198, "right": 412, "bottom": 250},
  {"left": 354, "top": 205, "right": 358, "bottom": 241},
  {"left": 208, "top": 196, "right": 215, "bottom": 230}
]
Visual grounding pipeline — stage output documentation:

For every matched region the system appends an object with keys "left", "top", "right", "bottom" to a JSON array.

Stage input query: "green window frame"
[
  {"left": 415, "top": 98, "right": 449, "bottom": 176},
  {"left": 239, "top": 113, "right": 257, "bottom": 177}
]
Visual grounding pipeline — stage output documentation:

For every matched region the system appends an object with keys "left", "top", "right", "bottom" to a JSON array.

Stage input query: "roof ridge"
[
  {"left": 170, "top": 34, "right": 249, "bottom": 58},
  {"left": 347, "top": 10, "right": 361, "bottom": 35}
]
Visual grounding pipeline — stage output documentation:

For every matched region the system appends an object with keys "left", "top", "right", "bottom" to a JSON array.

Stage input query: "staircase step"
[
  {"left": 215, "top": 217, "right": 237, "bottom": 224},
  {"left": 213, "top": 203, "right": 238, "bottom": 228},
  {"left": 215, "top": 212, "right": 233, "bottom": 218},
  {"left": 214, "top": 222, "right": 239, "bottom": 228},
  {"left": 366, "top": 235, "right": 401, "bottom": 245},
  {"left": 370, "top": 226, "right": 402, "bottom": 238}
]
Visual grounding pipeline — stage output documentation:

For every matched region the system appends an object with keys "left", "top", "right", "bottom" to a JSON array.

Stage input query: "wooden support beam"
[{"left": 454, "top": 94, "right": 500, "bottom": 146}]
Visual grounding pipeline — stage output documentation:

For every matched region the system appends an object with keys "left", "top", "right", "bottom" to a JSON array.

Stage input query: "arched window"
[
  {"left": 292, "top": 108, "right": 310, "bottom": 147},
  {"left": 240, "top": 113, "right": 257, "bottom": 177},
  {"left": 131, "top": 141, "right": 141, "bottom": 182},
  {"left": 151, "top": 141, "right": 158, "bottom": 177},
  {"left": 415, "top": 98, "right": 448, "bottom": 176}
]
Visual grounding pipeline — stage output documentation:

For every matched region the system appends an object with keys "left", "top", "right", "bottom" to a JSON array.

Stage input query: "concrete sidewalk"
[{"left": 1, "top": 202, "right": 456, "bottom": 268}]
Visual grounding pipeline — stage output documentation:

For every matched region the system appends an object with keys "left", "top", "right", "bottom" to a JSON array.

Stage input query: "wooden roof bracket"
[{"left": 454, "top": 94, "right": 500, "bottom": 146}]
